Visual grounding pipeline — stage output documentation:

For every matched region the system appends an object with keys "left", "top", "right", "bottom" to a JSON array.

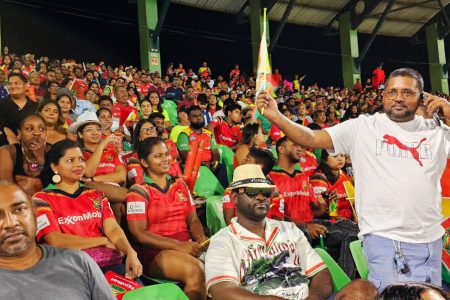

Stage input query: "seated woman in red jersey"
[
  {"left": 309, "top": 150, "right": 357, "bottom": 222},
  {"left": 126, "top": 137, "right": 207, "bottom": 300},
  {"left": 126, "top": 119, "right": 182, "bottom": 187},
  {"left": 33, "top": 139, "right": 142, "bottom": 279},
  {"left": 69, "top": 111, "right": 126, "bottom": 185},
  {"left": 233, "top": 123, "right": 265, "bottom": 168},
  {"left": 69, "top": 111, "right": 127, "bottom": 220}
]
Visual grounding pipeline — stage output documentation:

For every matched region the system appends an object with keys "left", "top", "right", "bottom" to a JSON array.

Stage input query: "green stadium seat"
[
  {"left": 194, "top": 166, "right": 225, "bottom": 197},
  {"left": 206, "top": 195, "right": 227, "bottom": 235},
  {"left": 122, "top": 283, "right": 188, "bottom": 300},
  {"left": 315, "top": 248, "right": 351, "bottom": 292},
  {"left": 218, "top": 145, "right": 234, "bottom": 182},
  {"left": 162, "top": 99, "right": 179, "bottom": 126},
  {"left": 349, "top": 240, "right": 369, "bottom": 280}
]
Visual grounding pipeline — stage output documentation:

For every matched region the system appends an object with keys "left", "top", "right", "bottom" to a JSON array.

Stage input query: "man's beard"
[{"left": 191, "top": 122, "right": 204, "bottom": 130}]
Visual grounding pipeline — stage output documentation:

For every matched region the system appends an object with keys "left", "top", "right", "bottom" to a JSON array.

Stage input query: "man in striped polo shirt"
[{"left": 205, "top": 164, "right": 332, "bottom": 299}]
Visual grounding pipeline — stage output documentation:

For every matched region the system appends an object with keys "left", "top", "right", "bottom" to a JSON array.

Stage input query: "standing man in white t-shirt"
[{"left": 256, "top": 68, "right": 450, "bottom": 291}]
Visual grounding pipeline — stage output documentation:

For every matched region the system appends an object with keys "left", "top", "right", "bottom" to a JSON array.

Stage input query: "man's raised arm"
[{"left": 256, "top": 92, "right": 334, "bottom": 150}]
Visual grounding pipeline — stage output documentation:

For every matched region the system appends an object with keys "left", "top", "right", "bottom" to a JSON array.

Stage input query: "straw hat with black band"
[{"left": 230, "top": 164, "right": 275, "bottom": 190}]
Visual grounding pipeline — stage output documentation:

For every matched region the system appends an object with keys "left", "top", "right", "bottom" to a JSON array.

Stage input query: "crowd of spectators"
[{"left": 0, "top": 45, "right": 448, "bottom": 300}]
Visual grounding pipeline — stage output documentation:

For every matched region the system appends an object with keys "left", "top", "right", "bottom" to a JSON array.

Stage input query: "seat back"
[
  {"left": 218, "top": 145, "right": 235, "bottom": 182},
  {"left": 194, "top": 166, "right": 225, "bottom": 197},
  {"left": 206, "top": 195, "right": 227, "bottom": 235},
  {"left": 314, "top": 248, "right": 351, "bottom": 292},
  {"left": 122, "top": 283, "right": 188, "bottom": 300},
  {"left": 162, "top": 99, "right": 179, "bottom": 126},
  {"left": 349, "top": 240, "right": 369, "bottom": 279}
]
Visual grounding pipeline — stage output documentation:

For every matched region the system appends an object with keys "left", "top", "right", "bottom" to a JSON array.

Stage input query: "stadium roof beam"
[
  {"left": 152, "top": 0, "right": 171, "bottom": 44},
  {"left": 411, "top": 1, "right": 450, "bottom": 44},
  {"left": 370, "top": 0, "right": 436, "bottom": 17},
  {"left": 236, "top": 0, "right": 277, "bottom": 24},
  {"left": 269, "top": 0, "right": 295, "bottom": 53},
  {"left": 355, "top": 0, "right": 397, "bottom": 67},
  {"left": 324, "top": 0, "right": 385, "bottom": 36}
]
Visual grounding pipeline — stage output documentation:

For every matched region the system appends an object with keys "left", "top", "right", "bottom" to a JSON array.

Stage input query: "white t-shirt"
[
  {"left": 325, "top": 113, "right": 450, "bottom": 243},
  {"left": 205, "top": 218, "right": 326, "bottom": 299}
]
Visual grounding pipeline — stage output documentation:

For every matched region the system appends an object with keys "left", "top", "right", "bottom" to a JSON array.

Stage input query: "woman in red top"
[
  {"left": 69, "top": 111, "right": 126, "bottom": 185},
  {"left": 70, "top": 111, "right": 127, "bottom": 221},
  {"left": 127, "top": 119, "right": 182, "bottom": 187},
  {"left": 126, "top": 137, "right": 207, "bottom": 300},
  {"left": 34, "top": 139, "right": 142, "bottom": 278},
  {"left": 310, "top": 150, "right": 356, "bottom": 222}
]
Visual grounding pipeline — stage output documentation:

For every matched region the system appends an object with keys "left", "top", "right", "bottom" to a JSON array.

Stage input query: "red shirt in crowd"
[
  {"left": 126, "top": 175, "right": 196, "bottom": 236},
  {"left": 299, "top": 151, "right": 318, "bottom": 177},
  {"left": 112, "top": 102, "right": 139, "bottom": 129},
  {"left": 310, "top": 170, "right": 354, "bottom": 220},
  {"left": 209, "top": 117, "right": 241, "bottom": 148},
  {"left": 83, "top": 148, "right": 124, "bottom": 178},
  {"left": 136, "top": 83, "right": 150, "bottom": 97},
  {"left": 268, "top": 165, "right": 318, "bottom": 223},
  {"left": 34, "top": 184, "right": 115, "bottom": 241}
]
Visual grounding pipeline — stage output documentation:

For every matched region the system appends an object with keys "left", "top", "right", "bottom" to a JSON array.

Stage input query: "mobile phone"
[{"left": 421, "top": 93, "right": 441, "bottom": 127}]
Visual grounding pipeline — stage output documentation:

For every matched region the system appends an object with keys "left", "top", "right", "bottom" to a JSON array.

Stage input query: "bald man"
[{"left": 0, "top": 182, "right": 115, "bottom": 299}]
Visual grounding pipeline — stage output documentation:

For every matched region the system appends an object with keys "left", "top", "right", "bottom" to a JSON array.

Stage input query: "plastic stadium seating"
[
  {"left": 349, "top": 240, "right": 369, "bottom": 280},
  {"left": 123, "top": 283, "right": 188, "bottom": 300},
  {"left": 193, "top": 166, "right": 225, "bottom": 197},
  {"left": 314, "top": 248, "right": 351, "bottom": 292},
  {"left": 205, "top": 195, "right": 227, "bottom": 235},
  {"left": 218, "top": 145, "right": 235, "bottom": 182},
  {"left": 162, "top": 99, "right": 179, "bottom": 126}
]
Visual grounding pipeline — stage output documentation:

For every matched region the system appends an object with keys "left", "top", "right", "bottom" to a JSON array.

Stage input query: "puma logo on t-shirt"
[{"left": 382, "top": 134, "right": 427, "bottom": 166}]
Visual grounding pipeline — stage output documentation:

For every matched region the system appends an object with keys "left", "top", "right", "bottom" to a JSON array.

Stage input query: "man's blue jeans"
[{"left": 362, "top": 233, "right": 442, "bottom": 291}]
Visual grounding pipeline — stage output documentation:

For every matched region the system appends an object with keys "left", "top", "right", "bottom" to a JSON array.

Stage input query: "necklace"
[{"left": 21, "top": 145, "right": 43, "bottom": 172}]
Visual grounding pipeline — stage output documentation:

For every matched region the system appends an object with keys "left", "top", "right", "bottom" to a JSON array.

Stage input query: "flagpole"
[{"left": 261, "top": 7, "right": 267, "bottom": 115}]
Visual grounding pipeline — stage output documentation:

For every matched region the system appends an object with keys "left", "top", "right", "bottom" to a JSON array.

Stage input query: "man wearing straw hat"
[{"left": 205, "top": 165, "right": 376, "bottom": 299}]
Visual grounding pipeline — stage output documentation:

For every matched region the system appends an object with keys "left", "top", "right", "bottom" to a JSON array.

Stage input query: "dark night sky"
[{"left": 1, "top": 0, "right": 444, "bottom": 88}]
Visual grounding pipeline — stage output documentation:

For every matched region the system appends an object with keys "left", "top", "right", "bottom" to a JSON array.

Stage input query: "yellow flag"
[{"left": 255, "top": 8, "right": 275, "bottom": 97}]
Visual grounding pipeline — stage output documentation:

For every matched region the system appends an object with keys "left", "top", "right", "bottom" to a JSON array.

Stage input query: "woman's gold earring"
[{"left": 52, "top": 173, "right": 62, "bottom": 184}]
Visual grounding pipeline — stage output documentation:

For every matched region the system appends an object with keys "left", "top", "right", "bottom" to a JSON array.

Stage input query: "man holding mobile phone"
[{"left": 256, "top": 68, "right": 450, "bottom": 291}]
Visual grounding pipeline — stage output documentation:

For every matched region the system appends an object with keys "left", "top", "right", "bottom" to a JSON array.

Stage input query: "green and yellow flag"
[{"left": 255, "top": 8, "right": 277, "bottom": 98}]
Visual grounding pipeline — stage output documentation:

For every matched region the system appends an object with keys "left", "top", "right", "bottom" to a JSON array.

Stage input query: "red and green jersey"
[
  {"left": 83, "top": 148, "right": 124, "bottom": 178},
  {"left": 209, "top": 117, "right": 242, "bottom": 147},
  {"left": 268, "top": 165, "right": 317, "bottom": 223},
  {"left": 126, "top": 175, "right": 196, "bottom": 236},
  {"left": 33, "top": 184, "right": 115, "bottom": 241},
  {"left": 299, "top": 151, "right": 318, "bottom": 177},
  {"left": 177, "top": 127, "right": 217, "bottom": 162},
  {"left": 310, "top": 170, "right": 354, "bottom": 220}
]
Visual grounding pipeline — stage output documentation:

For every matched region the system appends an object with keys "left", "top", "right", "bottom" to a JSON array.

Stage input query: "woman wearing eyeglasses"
[
  {"left": 126, "top": 137, "right": 207, "bottom": 300},
  {"left": 126, "top": 119, "right": 181, "bottom": 187}
]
